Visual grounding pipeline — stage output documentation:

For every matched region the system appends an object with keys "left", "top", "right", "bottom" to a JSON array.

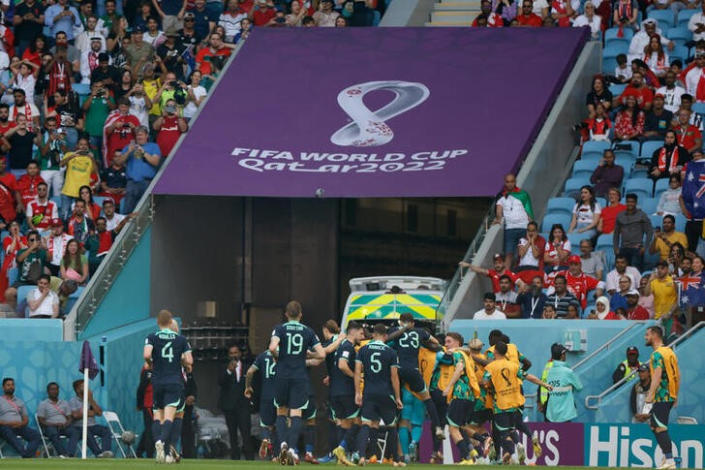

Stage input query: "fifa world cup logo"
[{"left": 331, "top": 81, "right": 430, "bottom": 147}]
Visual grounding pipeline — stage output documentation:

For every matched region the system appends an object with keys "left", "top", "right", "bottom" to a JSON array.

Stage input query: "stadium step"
[
  {"left": 434, "top": 1, "right": 482, "bottom": 11},
  {"left": 430, "top": 11, "right": 477, "bottom": 22}
]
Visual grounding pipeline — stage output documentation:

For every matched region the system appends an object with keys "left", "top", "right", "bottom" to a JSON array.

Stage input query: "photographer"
[
  {"left": 153, "top": 99, "right": 187, "bottom": 157},
  {"left": 112, "top": 126, "right": 161, "bottom": 213},
  {"left": 83, "top": 81, "right": 116, "bottom": 155},
  {"left": 16, "top": 230, "right": 49, "bottom": 286}
]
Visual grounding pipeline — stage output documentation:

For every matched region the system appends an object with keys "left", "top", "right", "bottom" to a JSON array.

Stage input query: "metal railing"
[
  {"left": 584, "top": 321, "right": 705, "bottom": 410},
  {"left": 572, "top": 321, "right": 648, "bottom": 371}
]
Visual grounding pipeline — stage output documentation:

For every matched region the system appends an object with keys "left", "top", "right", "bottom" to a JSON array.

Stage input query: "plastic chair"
[
  {"left": 102, "top": 411, "right": 138, "bottom": 458},
  {"left": 615, "top": 140, "right": 640, "bottom": 155},
  {"left": 605, "top": 26, "right": 634, "bottom": 41},
  {"left": 675, "top": 214, "right": 686, "bottom": 232},
  {"left": 653, "top": 178, "right": 670, "bottom": 197},
  {"left": 624, "top": 178, "right": 654, "bottom": 199},
  {"left": 573, "top": 159, "right": 598, "bottom": 178},
  {"left": 649, "top": 214, "right": 667, "bottom": 230},
  {"left": 610, "top": 83, "right": 627, "bottom": 96},
  {"left": 692, "top": 102, "right": 705, "bottom": 116},
  {"left": 583, "top": 141, "right": 611, "bottom": 154},
  {"left": 640, "top": 197, "right": 658, "bottom": 215},
  {"left": 547, "top": 197, "right": 577, "bottom": 216},
  {"left": 677, "top": 8, "right": 699, "bottom": 28},
  {"left": 564, "top": 176, "right": 590, "bottom": 197},
  {"left": 596, "top": 197, "right": 607, "bottom": 208},
  {"left": 603, "top": 57, "right": 618, "bottom": 75},
  {"left": 596, "top": 233, "right": 613, "bottom": 250},
  {"left": 541, "top": 213, "right": 571, "bottom": 233},
  {"left": 671, "top": 45, "right": 689, "bottom": 62},
  {"left": 7, "top": 267, "right": 18, "bottom": 287},
  {"left": 603, "top": 42, "right": 628, "bottom": 60},
  {"left": 640, "top": 140, "right": 662, "bottom": 159},
  {"left": 580, "top": 153, "right": 604, "bottom": 166},
  {"left": 667, "top": 26, "right": 692, "bottom": 42},
  {"left": 567, "top": 232, "right": 588, "bottom": 248}
]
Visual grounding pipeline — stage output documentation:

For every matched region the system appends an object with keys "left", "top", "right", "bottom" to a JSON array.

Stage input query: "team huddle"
[{"left": 141, "top": 304, "right": 681, "bottom": 468}]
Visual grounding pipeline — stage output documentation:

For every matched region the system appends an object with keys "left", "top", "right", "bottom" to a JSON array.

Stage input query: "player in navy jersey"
[
  {"left": 318, "top": 320, "right": 345, "bottom": 463},
  {"left": 143, "top": 310, "right": 193, "bottom": 464},
  {"left": 245, "top": 348, "right": 277, "bottom": 460},
  {"left": 330, "top": 321, "right": 364, "bottom": 466},
  {"left": 387, "top": 312, "right": 444, "bottom": 440},
  {"left": 354, "top": 324, "right": 405, "bottom": 467},
  {"left": 268, "top": 300, "right": 325, "bottom": 465}
]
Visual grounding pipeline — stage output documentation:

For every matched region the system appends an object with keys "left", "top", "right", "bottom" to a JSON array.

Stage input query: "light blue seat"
[
  {"left": 649, "top": 214, "right": 666, "bottom": 230},
  {"left": 605, "top": 27, "right": 634, "bottom": 41},
  {"left": 583, "top": 141, "right": 611, "bottom": 154},
  {"left": 573, "top": 159, "right": 597, "bottom": 178},
  {"left": 671, "top": 45, "right": 690, "bottom": 62},
  {"left": 615, "top": 140, "right": 640, "bottom": 155},
  {"left": 616, "top": 155, "right": 636, "bottom": 171},
  {"left": 547, "top": 197, "right": 577, "bottom": 216},
  {"left": 631, "top": 167, "right": 649, "bottom": 179},
  {"left": 596, "top": 233, "right": 613, "bottom": 251},
  {"left": 603, "top": 57, "right": 618, "bottom": 75},
  {"left": 624, "top": 178, "right": 653, "bottom": 199},
  {"left": 675, "top": 214, "right": 686, "bottom": 232},
  {"left": 692, "top": 102, "right": 705, "bottom": 116},
  {"left": 654, "top": 178, "right": 670, "bottom": 199},
  {"left": 564, "top": 176, "right": 590, "bottom": 196},
  {"left": 677, "top": 8, "right": 699, "bottom": 28},
  {"left": 93, "top": 196, "right": 105, "bottom": 207},
  {"left": 640, "top": 140, "right": 662, "bottom": 159},
  {"left": 610, "top": 83, "right": 627, "bottom": 96},
  {"left": 541, "top": 213, "right": 571, "bottom": 233},
  {"left": 7, "top": 267, "right": 18, "bottom": 286},
  {"left": 649, "top": 9, "right": 675, "bottom": 26},
  {"left": 596, "top": 197, "right": 607, "bottom": 208},
  {"left": 667, "top": 26, "right": 692, "bottom": 42},
  {"left": 581, "top": 153, "right": 604, "bottom": 166},
  {"left": 603, "top": 43, "right": 628, "bottom": 60},
  {"left": 567, "top": 232, "right": 589, "bottom": 248},
  {"left": 640, "top": 196, "right": 658, "bottom": 215},
  {"left": 17, "top": 285, "right": 34, "bottom": 317}
]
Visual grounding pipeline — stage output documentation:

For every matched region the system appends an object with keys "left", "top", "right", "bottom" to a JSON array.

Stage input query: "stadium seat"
[
  {"left": 624, "top": 178, "right": 653, "bottom": 199},
  {"left": 17, "top": 285, "right": 33, "bottom": 317},
  {"left": 603, "top": 57, "right": 618, "bottom": 75},
  {"left": 670, "top": 45, "right": 690, "bottom": 63},
  {"left": 596, "top": 197, "right": 607, "bottom": 208},
  {"left": 564, "top": 176, "right": 590, "bottom": 197},
  {"left": 677, "top": 8, "right": 699, "bottom": 28},
  {"left": 640, "top": 140, "right": 662, "bottom": 159},
  {"left": 541, "top": 213, "right": 571, "bottom": 233},
  {"left": 547, "top": 197, "right": 576, "bottom": 216},
  {"left": 692, "top": 102, "right": 705, "bottom": 116},
  {"left": 649, "top": 214, "right": 667, "bottom": 230},
  {"left": 675, "top": 214, "right": 686, "bottom": 232},
  {"left": 631, "top": 167, "right": 648, "bottom": 179},
  {"left": 583, "top": 141, "right": 611, "bottom": 154},
  {"left": 667, "top": 27, "right": 692, "bottom": 44},
  {"left": 610, "top": 83, "right": 627, "bottom": 96},
  {"left": 596, "top": 233, "right": 613, "bottom": 249},
  {"left": 640, "top": 196, "right": 658, "bottom": 215},
  {"left": 572, "top": 159, "right": 597, "bottom": 178},
  {"left": 567, "top": 232, "right": 588, "bottom": 247},
  {"left": 7, "top": 267, "right": 17, "bottom": 286},
  {"left": 615, "top": 155, "right": 636, "bottom": 172},
  {"left": 603, "top": 43, "right": 628, "bottom": 60},
  {"left": 605, "top": 27, "right": 634, "bottom": 42},
  {"left": 654, "top": 178, "right": 670, "bottom": 198},
  {"left": 580, "top": 153, "right": 604, "bottom": 166},
  {"left": 615, "top": 140, "right": 640, "bottom": 156}
]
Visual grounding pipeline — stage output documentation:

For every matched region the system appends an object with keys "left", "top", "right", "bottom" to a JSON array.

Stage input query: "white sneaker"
[
  {"left": 516, "top": 443, "right": 526, "bottom": 465},
  {"left": 155, "top": 440, "right": 166, "bottom": 464},
  {"left": 165, "top": 455, "right": 174, "bottom": 464},
  {"left": 658, "top": 458, "right": 676, "bottom": 470}
]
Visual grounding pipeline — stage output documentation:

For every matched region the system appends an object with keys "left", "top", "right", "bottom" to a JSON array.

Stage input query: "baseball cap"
[
  {"left": 626, "top": 289, "right": 640, "bottom": 296},
  {"left": 493, "top": 253, "right": 504, "bottom": 260},
  {"left": 184, "top": 11, "right": 195, "bottom": 18},
  {"left": 638, "top": 363, "right": 649, "bottom": 372},
  {"left": 568, "top": 255, "right": 581, "bottom": 264},
  {"left": 551, "top": 343, "right": 568, "bottom": 359},
  {"left": 654, "top": 93, "right": 665, "bottom": 99},
  {"left": 132, "top": 25, "right": 145, "bottom": 33},
  {"left": 51, "top": 218, "right": 63, "bottom": 227},
  {"left": 627, "top": 346, "right": 639, "bottom": 355}
]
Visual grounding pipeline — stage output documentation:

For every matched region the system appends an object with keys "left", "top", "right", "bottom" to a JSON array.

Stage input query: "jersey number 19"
[{"left": 286, "top": 332, "right": 303, "bottom": 355}]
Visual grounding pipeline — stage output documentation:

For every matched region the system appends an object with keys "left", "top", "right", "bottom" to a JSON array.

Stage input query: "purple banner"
[
  {"left": 419, "top": 421, "right": 584, "bottom": 465},
  {"left": 154, "top": 28, "right": 588, "bottom": 198}
]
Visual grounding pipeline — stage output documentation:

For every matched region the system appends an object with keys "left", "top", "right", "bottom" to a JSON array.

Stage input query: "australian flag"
[
  {"left": 678, "top": 273, "right": 705, "bottom": 309},
  {"left": 682, "top": 159, "right": 705, "bottom": 220}
]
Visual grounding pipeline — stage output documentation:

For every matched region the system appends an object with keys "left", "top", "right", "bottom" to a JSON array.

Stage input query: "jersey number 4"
[{"left": 161, "top": 342, "right": 174, "bottom": 363}]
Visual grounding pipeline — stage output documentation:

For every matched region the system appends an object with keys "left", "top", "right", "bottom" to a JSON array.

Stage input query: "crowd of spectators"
[{"left": 0, "top": 0, "right": 388, "bottom": 318}]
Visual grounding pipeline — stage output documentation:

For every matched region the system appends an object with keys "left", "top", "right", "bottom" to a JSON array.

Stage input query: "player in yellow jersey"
[
  {"left": 482, "top": 342, "right": 551, "bottom": 465},
  {"left": 644, "top": 326, "right": 680, "bottom": 470},
  {"left": 463, "top": 338, "right": 494, "bottom": 460}
]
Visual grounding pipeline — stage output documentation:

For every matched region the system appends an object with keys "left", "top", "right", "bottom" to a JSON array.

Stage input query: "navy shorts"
[
  {"left": 447, "top": 399, "right": 473, "bottom": 428},
  {"left": 259, "top": 396, "right": 276, "bottom": 427},
  {"left": 493, "top": 411, "right": 515, "bottom": 433},
  {"left": 650, "top": 401, "right": 673, "bottom": 429},
  {"left": 504, "top": 228, "right": 525, "bottom": 255},
  {"left": 398, "top": 367, "right": 427, "bottom": 394},
  {"left": 303, "top": 397, "right": 317, "bottom": 420},
  {"left": 152, "top": 383, "right": 184, "bottom": 411},
  {"left": 361, "top": 394, "right": 398, "bottom": 425},
  {"left": 331, "top": 395, "right": 359, "bottom": 420},
  {"left": 469, "top": 407, "right": 492, "bottom": 426},
  {"left": 274, "top": 377, "right": 309, "bottom": 410}
]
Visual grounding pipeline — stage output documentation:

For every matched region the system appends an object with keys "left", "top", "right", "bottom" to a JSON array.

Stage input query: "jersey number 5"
[
  {"left": 161, "top": 341, "right": 174, "bottom": 363},
  {"left": 286, "top": 333, "right": 304, "bottom": 355},
  {"left": 370, "top": 352, "right": 382, "bottom": 373}
]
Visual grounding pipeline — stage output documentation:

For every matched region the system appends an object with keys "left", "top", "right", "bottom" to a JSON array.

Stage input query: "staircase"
[{"left": 427, "top": 0, "right": 480, "bottom": 26}]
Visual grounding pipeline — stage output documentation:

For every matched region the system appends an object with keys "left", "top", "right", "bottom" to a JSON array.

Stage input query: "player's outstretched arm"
[
  {"left": 323, "top": 334, "right": 345, "bottom": 354},
  {"left": 521, "top": 356, "right": 532, "bottom": 372},
  {"left": 268, "top": 336, "right": 280, "bottom": 358},
  {"left": 386, "top": 325, "right": 410, "bottom": 342},
  {"left": 525, "top": 373, "right": 552, "bottom": 390},
  {"left": 311, "top": 343, "right": 325, "bottom": 360}
]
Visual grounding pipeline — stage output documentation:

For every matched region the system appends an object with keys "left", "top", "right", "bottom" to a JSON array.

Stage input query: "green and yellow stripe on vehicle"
[{"left": 345, "top": 293, "right": 442, "bottom": 321}]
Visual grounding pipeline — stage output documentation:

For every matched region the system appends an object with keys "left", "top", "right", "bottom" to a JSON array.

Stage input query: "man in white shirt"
[
  {"left": 473, "top": 292, "right": 507, "bottom": 320},
  {"left": 75, "top": 16, "right": 106, "bottom": 53},
  {"left": 36, "top": 382, "right": 79, "bottom": 457},
  {"left": 685, "top": 50, "right": 705, "bottom": 101},
  {"left": 531, "top": 0, "right": 549, "bottom": 17},
  {"left": 656, "top": 71, "right": 686, "bottom": 113},
  {"left": 80, "top": 37, "right": 103, "bottom": 84},
  {"left": 606, "top": 254, "right": 642, "bottom": 294},
  {"left": 103, "top": 199, "right": 125, "bottom": 231},
  {"left": 572, "top": 2, "right": 601, "bottom": 39},
  {"left": 628, "top": 19, "right": 673, "bottom": 60},
  {"left": 27, "top": 275, "right": 60, "bottom": 318},
  {"left": 495, "top": 173, "right": 532, "bottom": 268},
  {"left": 688, "top": 2, "right": 705, "bottom": 42}
]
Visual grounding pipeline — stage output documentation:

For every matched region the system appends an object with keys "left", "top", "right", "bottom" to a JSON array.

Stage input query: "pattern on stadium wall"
[{"left": 345, "top": 293, "right": 441, "bottom": 321}]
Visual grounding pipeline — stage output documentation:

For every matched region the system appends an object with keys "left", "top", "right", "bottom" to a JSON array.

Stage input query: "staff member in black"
[{"left": 218, "top": 345, "right": 254, "bottom": 460}]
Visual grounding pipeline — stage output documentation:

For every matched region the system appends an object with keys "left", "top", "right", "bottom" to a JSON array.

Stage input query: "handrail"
[
  {"left": 572, "top": 321, "right": 648, "bottom": 371},
  {"left": 64, "top": 41, "right": 247, "bottom": 340},
  {"left": 584, "top": 321, "right": 705, "bottom": 410}
]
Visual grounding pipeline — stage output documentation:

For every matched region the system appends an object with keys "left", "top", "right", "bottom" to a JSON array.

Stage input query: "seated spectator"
[
  {"left": 606, "top": 255, "right": 642, "bottom": 294},
  {"left": 656, "top": 174, "right": 682, "bottom": 216},
  {"left": 667, "top": 242, "right": 686, "bottom": 276},
  {"left": 459, "top": 252, "right": 517, "bottom": 294},
  {"left": 516, "top": 0, "right": 543, "bottom": 26},
  {"left": 568, "top": 185, "right": 601, "bottom": 238},
  {"left": 642, "top": 94, "right": 673, "bottom": 142},
  {"left": 75, "top": 185, "right": 102, "bottom": 221},
  {"left": 85, "top": 214, "right": 131, "bottom": 272},
  {"left": 649, "top": 215, "right": 688, "bottom": 262},
  {"left": 572, "top": 2, "right": 600, "bottom": 38},
  {"left": 593, "top": 295, "right": 620, "bottom": 319},
  {"left": 551, "top": 255, "right": 602, "bottom": 310},
  {"left": 0, "top": 377, "right": 41, "bottom": 458},
  {"left": 625, "top": 289, "right": 651, "bottom": 319},
  {"left": 612, "top": 346, "right": 641, "bottom": 384},
  {"left": 69, "top": 379, "right": 113, "bottom": 458},
  {"left": 590, "top": 151, "right": 623, "bottom": 198},
  {"left": 542, "top": 304, "right": 557, "bottom": 319},
  {"left": 614, "top": 54, "right": 632, "bottom": 84},
  {"left": 495, "top": 274, "right": 520, "bottom": 318},
  {"left": 472, "top": 292, "right": 507, "bottom": 320},
  {"left": 613, "top": 72, "right": 653, "bottom": 112},
  {"left": 644, "top": 261, "right": 678, "bottom": 327},
  {"left": 544, "top": 223, "right": 571, "bottom": 273},
  {"left": 545, "top": 274, "right": 580, "bottom": 318},
  {"left": 628, "top": 19, "right": 672, "bottom": 59},
  {"left": 584, "top": 104, "right": 612, "bottom": 142},
  {"left": 643, "top": 34, "right": 669, "bottom": 78},
  {"left": 313, "top": 0, "right": 340, "bottom": 26},
  {"left": 613, "top": 193, "right": 653, "bottom": 271},
  {"left": 60, "top": 137, "right": 99, "bottom": 220},
  {"left": 153, "top": 98, "right": 188, "bottom": 157},
  {"left": 516, "top": 221, "right": 545, "bottom": 283},
  {"left": 60, "top": 239, "right": 89, "bottom": 284},
  {"left": 37, "top": 382, "right": 79, "bottom": 458},
  {"left": 586, "top": 76, "right": 612, "bottom": 118},
  {"left": 15, "top": 230, "right": 48, "bottom": 286},
  {"left": 610, "top": 274, "right": 632, "bottom": 312},
  {"left": 1, "top": 221, "right": 27, "bottom": 295},
  {"left": 113, "top": 125, "right": 162, "bottom": 213},
  {"left": 494, "top": 173, "right": 533, "bottom": 268},
  {"left": 598, "top": 187, "right": 626, "bottom": 234},
  {"left": 655, "top": 71, "right": 685, "bottom": 114},
  {"left": 551, "top": 0, "right": 575, "bottom": 27},
  {"left": 15, "top": 161, "right": 45, "bottom": 211},
  {"left": 684, "top": 51, "right": 705, "bottom": 101},
  {"left": 614, "top": 95, "right": 646, "bottom": 141},
  {"left": 613, "top": 0, "right": 638, "bottom": 31},
  {"left": 103, "top": 199, "right": 125, "bottom": 231},
  {"left": 27, "top": 274, "right": 59, "bottom": 318},
  {"left": 566, "top": 303, "right": 580, "bottom": 319},
  {"left": 26, "top": 182, "right": 59, "bottom": 232},
  {"left": 517, "top": 275, "right": 546, "bottom": 319},
  {"left": 44, "top": 219, "right": 72, "bottom": 276},
  {"left": 673, "top": 109, "right": 702, "bottom": 155},
  {"left": 67, "top": 200, "right": 96, "bottom": 245},
  {"left": 578, "top": 238, "right": 604, "bottom": 280}
]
